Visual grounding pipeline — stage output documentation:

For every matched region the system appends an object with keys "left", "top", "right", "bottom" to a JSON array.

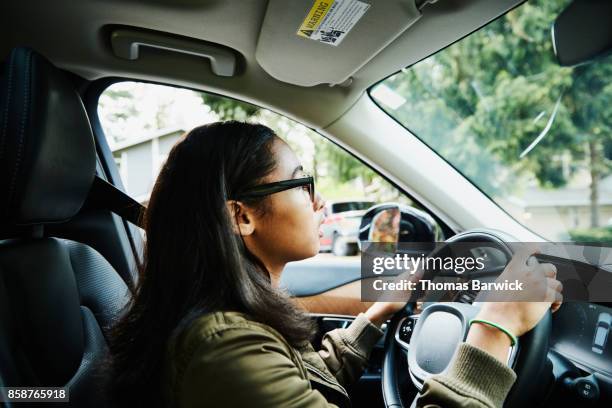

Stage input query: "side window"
[{"left": 98, "top": 81, "right": 425, "bottom": 254}]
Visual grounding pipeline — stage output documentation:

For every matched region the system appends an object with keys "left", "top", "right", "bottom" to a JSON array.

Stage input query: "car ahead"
[{"left": 320, "top": 200, "right": 375, "bottom": 256}]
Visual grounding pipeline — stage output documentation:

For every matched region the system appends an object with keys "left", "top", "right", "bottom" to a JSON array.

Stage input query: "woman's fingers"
[
  {"left": 545, "top": 285, "right": 557, "bottom": 303},
  {"left": 513, "top": 244, "right": 542, "bottom": 266},
  {"left": 553, "top": 290, "right": 563, "bottom": 308},
  {"left": 540, "top": 262, "right": 557, "bottom": 278},
  {"left": 546, "top": 277, "right": 563, "bottom": 312},
  {"left": 539, "top": 262, "right": 562, "bottom": 312},
  {"left": 526, "top": 255, "right": 539, "bottom": 267},
  {"left": 547, "top": 277, "right": 563, "bottom": 293}
]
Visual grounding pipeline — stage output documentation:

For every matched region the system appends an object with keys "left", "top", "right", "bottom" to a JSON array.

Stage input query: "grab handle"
[{"left": 111, "top": 28, "right": 237, "bottom": 77}]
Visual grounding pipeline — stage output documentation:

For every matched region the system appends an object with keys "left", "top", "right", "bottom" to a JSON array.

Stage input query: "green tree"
[
  {"left": 199, "top": 94, "right": 260, "bottom": 121},
  {"left": 98, "top": 88, "right": 139, "bottom": 142},
  {"left": 567, "top": 62, "right": 612, "bottom": 226},
  {"left": 382, "top": 0, "right": 612, "bottom": 227}
]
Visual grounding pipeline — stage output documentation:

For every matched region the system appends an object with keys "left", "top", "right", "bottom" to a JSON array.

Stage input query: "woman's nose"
[{"left": 314, "top": 192, "right": 325, "bottom": 212}]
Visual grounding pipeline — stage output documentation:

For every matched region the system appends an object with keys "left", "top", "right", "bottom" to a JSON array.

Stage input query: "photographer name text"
[{"left": 372, "top": 279, "right": 523, "bottom": 291}]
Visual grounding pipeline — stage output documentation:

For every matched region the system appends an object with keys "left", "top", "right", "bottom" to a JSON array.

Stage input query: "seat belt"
[{"left": 87, "top": 176, "right": 145, "bottom": 228}]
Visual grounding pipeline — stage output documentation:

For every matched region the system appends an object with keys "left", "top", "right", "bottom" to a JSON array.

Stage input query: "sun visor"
[{"left": 256, "top": 0, "right": 423, "bottom": 87}]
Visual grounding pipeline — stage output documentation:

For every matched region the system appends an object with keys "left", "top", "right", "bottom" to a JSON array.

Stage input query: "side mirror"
[
  {"left": 552, "top": 0, "right": 612, "bottom": 67},
  {"left": 357, "top": 202, "right": 441, "bottom": 249}
]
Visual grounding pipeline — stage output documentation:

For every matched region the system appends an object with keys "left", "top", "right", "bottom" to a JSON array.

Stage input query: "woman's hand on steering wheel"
[
  {"left": 475, "top": 244, "right": 563, "bottom": 337},
  {"left": 365, "top": 268, "right": 422, "bottom": 327},
  {"left": 466, "top": 244, "right": 563, "bottom": 363}
]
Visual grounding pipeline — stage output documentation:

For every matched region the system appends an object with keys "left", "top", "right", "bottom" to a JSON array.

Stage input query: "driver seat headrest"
[{"left": 0, "top": 47, "right": 96, "bottom": 228}]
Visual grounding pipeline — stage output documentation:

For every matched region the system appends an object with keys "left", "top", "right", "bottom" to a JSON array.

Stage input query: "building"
[
  {"left": 501, "top": 175, "right": 612, "bottom": 240},
  {"left": 111, "top": 127, "right": 186, "bottom": 203}
]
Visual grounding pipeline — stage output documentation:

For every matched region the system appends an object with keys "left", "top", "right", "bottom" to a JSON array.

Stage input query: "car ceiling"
[{"left": 1, "top": 0, "right": 521, "bottom": 128}]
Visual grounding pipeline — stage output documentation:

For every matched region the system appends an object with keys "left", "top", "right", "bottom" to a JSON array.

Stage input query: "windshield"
[{"left": 370, "top": 0, "right": 612, "bottom": 242}]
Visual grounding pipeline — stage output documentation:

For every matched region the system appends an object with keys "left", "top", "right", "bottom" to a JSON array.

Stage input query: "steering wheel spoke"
[{"left": 407, "top": 303, "right": 480, "bottom": 386}]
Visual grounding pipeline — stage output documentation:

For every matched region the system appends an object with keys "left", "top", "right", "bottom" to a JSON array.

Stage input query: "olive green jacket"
[{"left": 163, "top": 311, "right": 516, "bottom": 408}]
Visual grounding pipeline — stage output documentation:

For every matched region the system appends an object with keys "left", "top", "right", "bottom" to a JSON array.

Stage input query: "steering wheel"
[{"left": 381, "top": 229, "right": 552, "bottom": 408}]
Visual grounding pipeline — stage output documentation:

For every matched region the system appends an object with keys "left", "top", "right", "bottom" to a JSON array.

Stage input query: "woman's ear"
[{"left": 226, "top": 200, "right": 256, "bottom": 236}]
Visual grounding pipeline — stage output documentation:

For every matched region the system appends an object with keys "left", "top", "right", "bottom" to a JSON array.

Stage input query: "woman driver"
[{"left": 105, "top": 121, "right": 562, "bottom": 408}]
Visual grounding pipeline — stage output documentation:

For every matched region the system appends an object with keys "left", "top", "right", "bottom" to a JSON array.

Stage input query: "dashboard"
[{"left": 551, "top": 302, "right": 612, "bottom": 377}]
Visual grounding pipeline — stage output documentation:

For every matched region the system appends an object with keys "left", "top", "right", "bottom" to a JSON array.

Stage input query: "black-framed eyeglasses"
[{"left": 232, "top": 176, "right": 315, "bottom": 203}]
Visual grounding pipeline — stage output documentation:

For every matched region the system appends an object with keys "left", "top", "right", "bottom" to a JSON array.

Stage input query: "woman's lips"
[{"left": 318, "top": 215, "right": 325, "bottom": 237}]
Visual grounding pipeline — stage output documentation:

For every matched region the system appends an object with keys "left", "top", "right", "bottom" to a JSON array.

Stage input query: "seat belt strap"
[{"left": 88, "top": 176, "right": 145, "bottom": 228}]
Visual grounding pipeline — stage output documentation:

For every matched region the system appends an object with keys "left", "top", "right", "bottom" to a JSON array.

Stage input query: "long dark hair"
[{"left": 105, "top": 121, "right": 317, "bottom": 407}]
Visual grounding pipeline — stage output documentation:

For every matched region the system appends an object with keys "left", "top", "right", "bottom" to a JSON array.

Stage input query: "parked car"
[{"left": 320, "top": 200, "right": 375, "bottom": 256}]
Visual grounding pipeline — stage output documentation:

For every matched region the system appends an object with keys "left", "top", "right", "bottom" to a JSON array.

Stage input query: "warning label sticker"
[{"left": 297, "top": 0, "right": 370, "bottom": 46}]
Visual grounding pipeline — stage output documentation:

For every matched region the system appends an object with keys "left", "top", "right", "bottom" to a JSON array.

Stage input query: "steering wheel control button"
[
  {"left": 399, "top": 322, "right": 412, "bottom": 341},
  {"left": 563, "top": 374, "right": 600, "bottom": 401},
  {"left": 394, "top": 315, "right": 419, "bottom": 351},
  {"left": 400, "top": 317, "right": 415, "bottom": 341}
]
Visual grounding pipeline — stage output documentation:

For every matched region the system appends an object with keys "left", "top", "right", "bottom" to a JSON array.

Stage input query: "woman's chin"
[
  {"left": 303, "top": 248, "right": 319, "bottom": 260},
  {"left": 311, "top": 242, "right": 321, "bottom": 257},
  {"left": 294, "top": 244, "right": 320, "bottom": 261}
]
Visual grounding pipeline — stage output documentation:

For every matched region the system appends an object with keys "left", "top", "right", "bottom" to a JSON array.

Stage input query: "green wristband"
[{"left": 468, "top": 318, "right": 518, "bottom": 346}]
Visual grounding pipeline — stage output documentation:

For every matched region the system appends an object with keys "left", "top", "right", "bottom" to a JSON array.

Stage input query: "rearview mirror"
[
  {"left": 552, "top": 0, "right": 612, "bottom": 67},
  {"left": 357, "top": 203, "right": 441, "bottom": 250},
  {"left": 368, "top": 207, "right": 401, "bottom": 243}
]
